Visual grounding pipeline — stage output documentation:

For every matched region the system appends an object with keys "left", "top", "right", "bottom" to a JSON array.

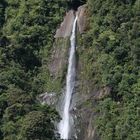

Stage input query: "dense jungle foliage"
[
  {"left": 80, "top": 0, "right": 140, "bottom": 139},
  {"left": 0, "top": 0, "right": 66, "bottom": 139},
  {"left": 0, "top": 0, "right": 140, "bottom": 140}
]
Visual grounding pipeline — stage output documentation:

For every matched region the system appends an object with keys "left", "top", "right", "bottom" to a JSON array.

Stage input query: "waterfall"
[{"left": 58, "top": 16, "right": 78, "bottom": 139}]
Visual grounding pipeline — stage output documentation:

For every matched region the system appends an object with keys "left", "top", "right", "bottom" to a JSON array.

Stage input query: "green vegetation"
[
  {"left": 79, "top": 0, "right": 140, "bottom": 139},
  {"left": 0, "top": 0, "right": 66, "bottom": 139},
  {"left": 0, "top": 0, "right": 140, "bottom": 139}
]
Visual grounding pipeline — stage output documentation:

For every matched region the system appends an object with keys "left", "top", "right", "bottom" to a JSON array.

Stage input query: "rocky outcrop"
[
  {"left": 95, "top": 87, "right": 111, "bottom": 100},
  {"left": 54, "top": 10, "right": 75, "bottom": 38},
  {"left": 55, "top": 5, "right": 88, "bottom": 38},
  {"left": 52, "top": 4, "right": 101, "bottom": 140},
  {"left": 76, "top": 5, "right": 88, "bottom": 34},
  {"left": 38, "top": 92, "right": 57, "bottom": 105},
  {"left": 49, "top": 38, "right": 69, "bottom": 78},
  {"left": 73, "top": 87, "right": 110, "bottom": 140},
  {"left": 75, "top": 105, "right": 99, "bottom": 140}
]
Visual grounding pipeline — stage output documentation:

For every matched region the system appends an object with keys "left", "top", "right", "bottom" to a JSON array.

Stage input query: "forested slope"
[
  {"left": 0, "top": 0, "right": 140, "bottom": 140},
  {"left": 80, "top": 0, "right": 140, "bottom": 139},
  {"left": 0, "top": 0, "right": 66, "bottom": 139}
]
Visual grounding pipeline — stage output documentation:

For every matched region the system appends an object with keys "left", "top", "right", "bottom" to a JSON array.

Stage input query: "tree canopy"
[{"left": 0, "top": 0, "right": 66, "bottom": 139}]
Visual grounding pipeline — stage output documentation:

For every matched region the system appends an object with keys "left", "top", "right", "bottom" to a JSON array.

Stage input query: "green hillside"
[
  {"left": 0, "top": 0, "right": 139, "bottom": 140},
  {"left": 0, "top": 0, "right": 66, "bottom": 139},
  {"left": 82, "top": 0, "right": 140, "bottom": 139}
]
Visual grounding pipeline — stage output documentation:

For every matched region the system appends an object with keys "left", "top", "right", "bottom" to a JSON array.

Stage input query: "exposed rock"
[
  {"left": 55, "top": 5, "right": 88, "bottom": 38},
  {"left": 76, "top": 4, "right": 88, "bottom": 34},
  {"left": 74, "top": 101, "right": 100, "bottom": 140},
  {"left": 48, "top": 38, "right": 69, "bottom": 78},
  {"left": 38, "top": 92, "right": 57, "bottom": 105},
  {"left": 97, "top": 87, "right": 111, "bottom": 100},
  {"left": 54, "top": 10, "right": 75, "bottom": 38},
  {"left": 51, "top": 5, "right": 102, "bottom": 140},
  {"left": 72, "top": 86, "right": 111, "bottom": 140}
]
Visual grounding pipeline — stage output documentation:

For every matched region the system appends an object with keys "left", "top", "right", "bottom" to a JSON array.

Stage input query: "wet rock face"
[
  {"left": 75, "top": 106, "right": 99, "bottom": 140},
  {"left": 54, "top": 10, "right": 75, "bottom": 38},
  {"left": 52, "top": 4, "right": 102, "bottom": 140},
  {"left": 55, "top": 5, "right": 88, "bottom": 38},
  {"left": 49, "top": 38, "right": 69, "bottom": 78},
  {"left": 76, "top": 5, "right": 88, "bottom": 34}
]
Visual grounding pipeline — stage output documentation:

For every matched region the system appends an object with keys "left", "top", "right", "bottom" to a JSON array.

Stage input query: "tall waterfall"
[{"left": 59, "top": 16, "right": 78, "bottom": 139}]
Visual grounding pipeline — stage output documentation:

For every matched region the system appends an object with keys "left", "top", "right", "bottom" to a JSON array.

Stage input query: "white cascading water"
[{"left": 59, "top": 16, "right": 78, "bottom": 139}]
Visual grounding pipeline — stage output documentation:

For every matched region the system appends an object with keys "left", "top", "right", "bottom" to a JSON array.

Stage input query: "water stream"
[{"left": 58, "top": 16, "right": 78, "bottom": 139}]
